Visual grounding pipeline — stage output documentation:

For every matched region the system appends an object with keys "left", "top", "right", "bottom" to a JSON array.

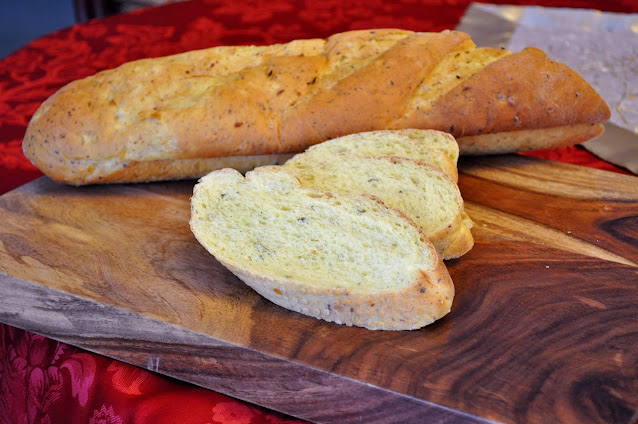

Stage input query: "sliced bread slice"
[
  {"left": 284, "top": 129, "right": 460, "bottom": 181},
  {"left": 281, "top": 154, "right": 473, "bottom": 259},
  {"left": 190, "top": 167, "right": 454, "bottom": 330}
]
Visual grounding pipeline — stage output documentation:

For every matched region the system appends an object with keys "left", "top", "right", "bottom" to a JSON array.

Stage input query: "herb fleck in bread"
[
  {"left": 284, "top": 129, "right": 459, "bottom": 181},
  {"left": 282, "top": 153, "right": 473, "bottom": 259},
  {"left": 190, "top": 167, "right": 454, "bottom": 330},
  {"left": 23, "top": 29, "right": 609, "bottom": 185}
]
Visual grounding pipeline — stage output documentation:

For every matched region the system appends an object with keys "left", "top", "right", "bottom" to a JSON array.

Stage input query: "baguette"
[
  {"left": 281, "top": 153, "right": 473, "bottom": 259},
  {"left": 23, "top": 29, "right": 609, "bottom": 185},
  {"left": 189, "top": 167, "right": 454, "bottom": 330}
]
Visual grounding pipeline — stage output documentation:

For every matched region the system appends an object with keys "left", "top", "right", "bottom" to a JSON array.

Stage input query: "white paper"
[{"left": 487, "top": 5, "right": 638, "bottom": 132}]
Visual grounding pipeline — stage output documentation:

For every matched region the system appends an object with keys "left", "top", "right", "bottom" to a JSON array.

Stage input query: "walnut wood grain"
[
  {"left": 0, "top": 154, "right": 636, "bottom": 424},
  {"left": 0, "top": 273, "right": 476, "bottom": 424}
]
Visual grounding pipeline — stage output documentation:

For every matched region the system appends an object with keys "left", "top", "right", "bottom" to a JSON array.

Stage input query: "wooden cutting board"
[{"left": 1, "top": 155, "right": 636, "bottom": 424}]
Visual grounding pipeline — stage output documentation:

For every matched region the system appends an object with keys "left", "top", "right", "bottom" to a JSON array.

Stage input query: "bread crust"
[
  {"left": 279, "top": 31, "right": 473, "bottom": 147},
  {"left": 457, "top": 123, "right": 604, "bottom": 155},
  {"left": 225, "top": 253, "right": 454, "bottom": 331},
  {"left": 392, "top": 47, "right": 610, "bottom": 137},
  {"left": 23, "top": 30, "right": 609, "bottom": 185}
]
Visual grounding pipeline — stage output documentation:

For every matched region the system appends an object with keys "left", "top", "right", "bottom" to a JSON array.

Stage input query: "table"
[{"left": 1, "top": 1, "right": 636, "bottom": 423}]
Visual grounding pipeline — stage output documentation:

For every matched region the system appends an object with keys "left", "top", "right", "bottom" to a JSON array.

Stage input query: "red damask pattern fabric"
[
  {"left": 1, "top": 0, "right": 636, "bottom": 423},
  {"left": 0, "top": 326, "right": 303, "bottom": 424}
]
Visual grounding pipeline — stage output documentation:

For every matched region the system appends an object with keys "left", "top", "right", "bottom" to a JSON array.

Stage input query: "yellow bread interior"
[
  {"left": 284, "top": 129, "right": 459, "bottom": 181},
  {"left": 281, "top": 153, "right": 473, "bottom": 259}
]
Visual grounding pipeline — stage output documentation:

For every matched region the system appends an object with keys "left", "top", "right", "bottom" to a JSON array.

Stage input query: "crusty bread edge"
[
  {"left": 225, "top": 254, "right": 454, "bottom": 331},
  {"left": 34, "top": 153, "right": 294, "bottom": 185},
  {"left": 457, "top": 123, "right": 604, "bottom": 155},
  {"left": 433, "top": 210, "right": 474, "bottom": 260}
]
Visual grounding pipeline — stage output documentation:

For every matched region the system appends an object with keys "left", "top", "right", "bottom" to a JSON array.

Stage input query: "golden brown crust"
[
  {"left": 430, "top": 211, "right": 474, "bottom": 259},
  {"left": 22, "top": 37, "right": 330, "bottom": 185},
  {"left": 279, "top": 31, "right": 473, "bottom": 149},
  {"left": 392, "top": 47, "right": 610, "bottom": 137},
  {"left": 23, "top": 30, "right": 610, "bottom": 185},
  {"left": 172, "top": 55, "right": 328, "bottom": 158}
]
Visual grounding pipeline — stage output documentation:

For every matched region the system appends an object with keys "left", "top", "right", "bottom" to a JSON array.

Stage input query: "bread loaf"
[
  {"left": 23, "top": 29, "right": 610, "bottom": 185},
  {"left": 189, "top": 167, "right": 454, "bottom": 330},
  {"left": 284, "top": 129, "right": 459, "bottom": 181},
  {"left": 281, "top": 153, "right": 472, "bottom": 259}
]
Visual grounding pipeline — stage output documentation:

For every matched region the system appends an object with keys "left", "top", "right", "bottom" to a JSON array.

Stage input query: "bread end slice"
[{"left": 190, "top": 167, "right": 454, "bottom": 330}]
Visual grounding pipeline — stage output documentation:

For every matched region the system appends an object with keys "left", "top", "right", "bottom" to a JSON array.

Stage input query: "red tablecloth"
[{"left": 1, "top": 0, "right": 636, "bottom": 422}]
